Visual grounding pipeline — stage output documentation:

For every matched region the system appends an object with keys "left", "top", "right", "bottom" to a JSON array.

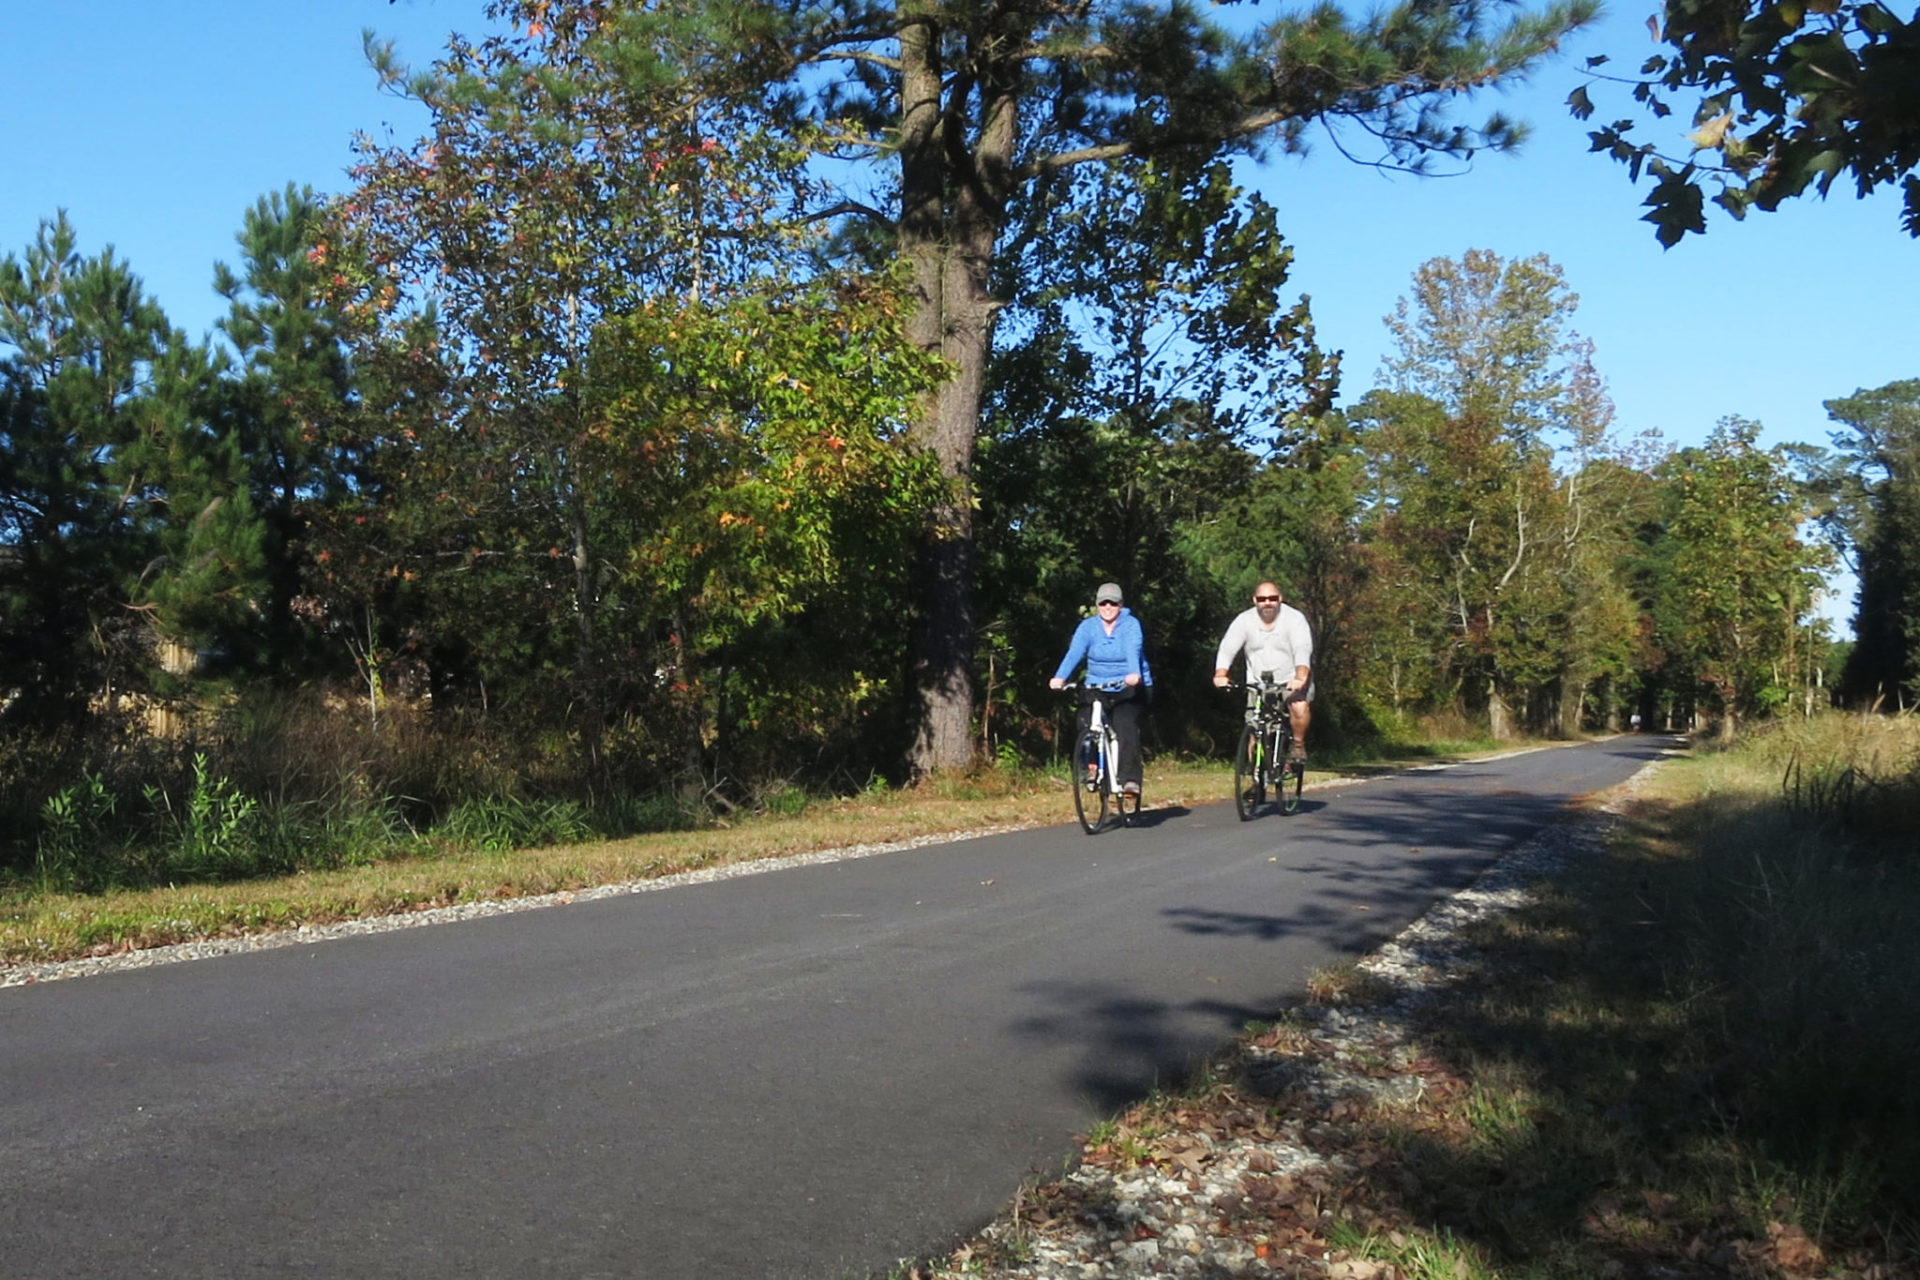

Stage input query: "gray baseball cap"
[{"left": 1095, "top": 582, "right": 1124, "bottom": 605}]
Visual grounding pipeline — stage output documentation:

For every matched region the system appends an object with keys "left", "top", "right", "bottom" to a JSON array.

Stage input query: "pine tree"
[
  {"left": 1826, "top": 380, "right": 1920, "bottom": 706},
  {"left": 1, "top": 213, "right": 263, "bottom": 725},
  {"left": 212, "top": 184, "right": 362, "bottom": 676}
]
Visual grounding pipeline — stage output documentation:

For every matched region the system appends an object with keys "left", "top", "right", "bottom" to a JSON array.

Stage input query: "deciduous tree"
[
  {"left": 1572, "top": 0, "right": 1920, "bottom": 244},
  {"left": 1365, "top": 251, "right": 1583, "bottom": 737},
  {"left": 336, "top": 9, "right": 942, "bottom": 783},
  {"left": 1657, "top": 417, "right": 1831, "bottom": 735}
]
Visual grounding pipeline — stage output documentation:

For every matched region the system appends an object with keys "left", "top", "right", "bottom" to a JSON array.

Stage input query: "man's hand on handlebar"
[{"left": 1224, "top": 676, "right": 1305, "bottom": 701}]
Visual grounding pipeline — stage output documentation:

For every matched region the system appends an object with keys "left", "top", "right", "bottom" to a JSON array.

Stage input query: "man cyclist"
[
  {"left": 1212, "top": 580, "right": 1313, "bottom": 763},
  {"left": 1049, "top": 582, "right": 1152, "bottom": 795}
]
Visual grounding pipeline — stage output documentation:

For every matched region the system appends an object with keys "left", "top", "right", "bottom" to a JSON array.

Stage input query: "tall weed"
[
  {"left": 148, "top": 754, "right": 260, "bottom": 881},
  {"left": 35, "top": 774, "right": 122, "bottom": 892},
  {"left": 1772, "top": 711, "right": 1920, "bottom": 856}
]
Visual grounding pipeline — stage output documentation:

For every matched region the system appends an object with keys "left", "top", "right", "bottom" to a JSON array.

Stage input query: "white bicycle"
[{"left": 1064, "top": 681, "right": 1141, "bottom": 834}]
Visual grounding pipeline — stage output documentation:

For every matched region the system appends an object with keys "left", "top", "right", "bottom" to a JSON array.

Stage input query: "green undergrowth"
[{"left": 0, "top": 750, "right": 1244, "bottom": 966}]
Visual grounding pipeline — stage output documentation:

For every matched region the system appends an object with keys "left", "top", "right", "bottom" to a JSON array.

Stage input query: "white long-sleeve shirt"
[{"left": 1214, "top": 604, "right": 1313, "bottom": 684}]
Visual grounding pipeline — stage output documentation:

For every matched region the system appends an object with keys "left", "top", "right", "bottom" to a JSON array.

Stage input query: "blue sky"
[{"left": 10, "top": 1, "right": 1914, "bottom": 629}]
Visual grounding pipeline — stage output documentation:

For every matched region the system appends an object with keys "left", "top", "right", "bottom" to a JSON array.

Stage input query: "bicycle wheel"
[
  {"left": 1279, "top": 728, "right": 1304, "bottom": 815},
  {"left": 1109, "top": 729, "right": 1141, "bottom": 826},
  {"left": 1233, "top": 725, "right": 1263, "bottom": 821},
  {"left": 1072, "top": 732, "right": 1108, "bottom": 834}
]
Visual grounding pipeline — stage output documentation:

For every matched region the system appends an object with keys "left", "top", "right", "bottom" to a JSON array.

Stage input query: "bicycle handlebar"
[
  {"left": 1225, "top": 680, "right": 1306, "bottom": 703},
  {"left": 1059, "top": 680, "right": 1133, "bottom": 693}
]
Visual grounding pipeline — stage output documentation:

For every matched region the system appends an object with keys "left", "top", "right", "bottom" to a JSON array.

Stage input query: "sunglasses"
[
  {"left": 1253, "top": 595, "right": 1279, "bottom": 603},
  {"left": 1097, "top": 599, "right": 1121, "bottom": 607}
]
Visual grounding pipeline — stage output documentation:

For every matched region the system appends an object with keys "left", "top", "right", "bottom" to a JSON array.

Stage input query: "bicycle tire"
[
  {"left": 1279, "top": 726, "right": 1304, "bottom": 815},
  {"left": 1233, "top": 725, "right": 1263, "bottom": 821},
  {"left": 1072, "top": 732, "right": 1107, "bottom": 834}
]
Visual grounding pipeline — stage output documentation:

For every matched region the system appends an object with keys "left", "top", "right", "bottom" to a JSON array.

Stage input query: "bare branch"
[
  {"left": 799, "top": 198, "right": 896, "bottom": 230},
  {"left": 817, "top": 48, "right": 904, "bottom": 73}
]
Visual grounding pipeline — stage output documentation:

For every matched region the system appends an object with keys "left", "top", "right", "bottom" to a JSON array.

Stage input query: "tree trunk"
[
  {"left": 567, "top": 474, "right": 603, "bottom": 770},
  {"left": 898, "top": 12, "right": 1014, "bottom": 777},
  {"left": 667, "top": 615, "right": 706, "bottom": 804},
  {"left": 1557, "top": 668, "right": 1585, "bottom": 738},
  {"left": 1487, "top": 674, "right": 1514, "bottom": 740}
]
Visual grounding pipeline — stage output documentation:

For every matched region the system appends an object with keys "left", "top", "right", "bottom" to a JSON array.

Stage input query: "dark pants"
[{"left": 1079, "top": 685, "right": 1149, "bottom": 786}]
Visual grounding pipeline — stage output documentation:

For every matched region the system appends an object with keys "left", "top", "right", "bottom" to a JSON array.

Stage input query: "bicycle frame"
[
  {"left": 1084, "top": 694, "right": 1123, "bottom": 794},
  {"left": 1232, "top": 679, "right": 1304, "bottom": 818},
  {"left": 1064, "top": 681, "right": 1139, "bottom": 832}
]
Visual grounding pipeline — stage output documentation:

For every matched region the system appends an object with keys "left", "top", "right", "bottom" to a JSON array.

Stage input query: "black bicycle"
[
  {"left": 1231, "top": 679, "right": 1305, "bottom": 819},
  {"left": 1064, "top": 681, "right": 1141, "bottom": 834}
]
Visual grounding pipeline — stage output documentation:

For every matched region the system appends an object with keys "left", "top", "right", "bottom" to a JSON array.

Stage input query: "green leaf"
[{"left": 1642, "top": 170, "right": 1708, "bottom": 247}]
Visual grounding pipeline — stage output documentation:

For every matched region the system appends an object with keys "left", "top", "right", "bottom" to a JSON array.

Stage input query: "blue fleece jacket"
[{"left": 1053, "top": 608, "right": 1152, "bottom": 687}]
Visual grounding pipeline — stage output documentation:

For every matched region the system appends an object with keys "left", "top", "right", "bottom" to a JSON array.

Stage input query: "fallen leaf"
[{"left": 1766, "top": 1222, "right": 1825, "bottom": 1273}]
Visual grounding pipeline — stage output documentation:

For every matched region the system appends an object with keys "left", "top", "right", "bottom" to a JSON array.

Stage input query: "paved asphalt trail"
[{"left": 0, "top": 737, "right": 1665, "bottom": 1279}]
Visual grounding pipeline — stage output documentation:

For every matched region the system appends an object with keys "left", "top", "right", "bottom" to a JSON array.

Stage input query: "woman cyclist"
[{"left": 1048, "top": 582, "right": 1152, "bottom": 795}]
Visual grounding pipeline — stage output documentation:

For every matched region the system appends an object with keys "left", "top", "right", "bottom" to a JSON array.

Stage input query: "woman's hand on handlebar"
[{"left": 1049, "top": 677, "right": 1066, "bottom": 690}]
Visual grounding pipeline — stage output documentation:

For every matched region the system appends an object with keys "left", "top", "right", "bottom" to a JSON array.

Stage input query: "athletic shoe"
[{"left": 1122, "top": 781, "right": 1141, "bottom": 795}]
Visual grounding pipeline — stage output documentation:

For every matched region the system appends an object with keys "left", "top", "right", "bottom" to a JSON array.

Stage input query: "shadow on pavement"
[
  {"left": 1007, "top": 737, "right": 1676, "bottom": 1115},
  {"left": 1118, "top": 805, "right": 1190, "bottom": 830}
]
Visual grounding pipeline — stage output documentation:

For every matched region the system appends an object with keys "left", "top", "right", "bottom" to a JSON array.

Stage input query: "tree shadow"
[
  {"left": 1005, "top": 979, "right": 1283, "bottom": 1113},
  {"left": 1003, "top": 742, "right": 1675, "bottom": 1117}
]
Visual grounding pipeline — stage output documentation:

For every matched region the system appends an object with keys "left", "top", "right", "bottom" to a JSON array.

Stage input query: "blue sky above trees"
[{"left": 10, "top": 0, "right": 1911, "bottom": 632}]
